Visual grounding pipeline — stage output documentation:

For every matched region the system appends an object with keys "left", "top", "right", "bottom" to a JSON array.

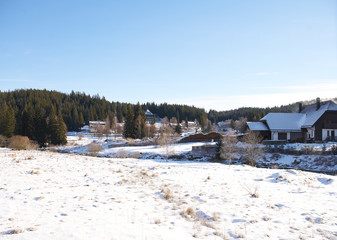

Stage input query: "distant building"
[
  {"left": 145, "top": 109, "right": 155, "bottom": 123},
  {"left": 89, "top": 121, "right": 106, "bottom": 133},
  {"left": 247, "top": 99, "right": 337, "bottom": 142}
]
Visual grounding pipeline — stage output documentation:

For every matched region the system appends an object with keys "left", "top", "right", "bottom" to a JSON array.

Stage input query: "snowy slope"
[{"left": 1, "top": 150, "right": 336, "bottom": 239}]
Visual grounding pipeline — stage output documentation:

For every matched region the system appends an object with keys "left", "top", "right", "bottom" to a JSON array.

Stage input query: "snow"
[
  {"left": 1, "top": 149, "right": 337, "bottom": 239},
  {"left": 261, "top": 113, "right": 305, "bottom": 132},
  {"left": 301, "top": 100, "right": 337, "bottom": 127},
  {"left": 247, "top": 122, "right": 268, "bottom": 131}
]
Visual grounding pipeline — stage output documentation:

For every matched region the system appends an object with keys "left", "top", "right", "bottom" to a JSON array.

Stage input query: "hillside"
[{"left": 0, "top": 89, "right": 206, "bottom": 136}]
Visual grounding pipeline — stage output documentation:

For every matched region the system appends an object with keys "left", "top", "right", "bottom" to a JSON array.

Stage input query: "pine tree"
[
  {"left": 123, "top": 105, "right": 135, "bottom": 139},
  {"left": 47, "top": 107, "right": 67, "bottom": 145},
  {"left": 34, "top": 106, "right": 47, "bottom": 146},
  {"left": 175, "top": 123, "right": 182, "bottom": 135},
  {"left": 134, "top": 103, "right": 146, "bottom": 139},
  {"left": 56, "top": 109, "right": 67, "bottom": 145},
  {"left": 0, "top": 104, "right": 15, "bottom": 137},
  {"left": 48, "top": 106, "right": 59, "bottom": 145}
]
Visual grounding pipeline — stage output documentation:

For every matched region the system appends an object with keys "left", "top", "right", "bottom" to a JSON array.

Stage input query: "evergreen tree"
[
  {"left": 34, "top": 106, "right": 47, "bottom": 146},
  {"left": 175, "top": 123, "right": 182, "bottom": 135},
  {"left": 123, "top": 105, "right": 135, "bottom": 138},
  {"left": 47, "top": 107, "right": 67, "bottom": 145},
  {"left": 48, "top": 106, "right": 59, "bottom": 145},
  {"left": 57, "top": 109, "right": 67, "bottom": 145},
  {"left": 134, "top": 103, "right": 146, "bottom": 139},
  {"left": 0, "top": 104, "right": 15, "bottom": 137}
]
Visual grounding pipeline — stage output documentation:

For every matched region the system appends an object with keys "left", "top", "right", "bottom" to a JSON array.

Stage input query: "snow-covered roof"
[
  {"left": 247, "top": 122, "right": 269, "bottom": 131},
  {"left": 261, "top": 113, "right": 306, "bottom": 132},
  {"left": 301, "top": 100, "right": 337, "bottom": 127},
  {"left": 145, "top": 109, "right": 153, "bottom": 115},
  {"left": 89, "top": 121, "right": 106, "bottom": 125}
]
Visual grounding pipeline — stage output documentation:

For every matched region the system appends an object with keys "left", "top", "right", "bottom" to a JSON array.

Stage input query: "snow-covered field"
[{"left": 1, "top": 149, "right": 336, "bottom": 239}]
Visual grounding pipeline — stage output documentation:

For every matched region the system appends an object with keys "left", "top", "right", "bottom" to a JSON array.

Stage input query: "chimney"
[
  {"left": 316, "top": 97, "right": 321, "bottom": 110},
  {"left": 298, "top": 102, "right": 303, "bottom": 113}
]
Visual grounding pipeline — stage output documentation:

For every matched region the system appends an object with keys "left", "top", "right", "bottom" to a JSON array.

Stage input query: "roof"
[
  {"left": 250, "top": 100, "right": 337, "bottom": 132},
  {"left": 247, "top": 122, "right": 269, "bottom": 131},
  {"left": 261, "top": 113, "right": 306, "bottom": 132},
  {"left": 145, "top": 109, "right": 153, "bottom": 115},
  {"left": 300, "top": 100, "right": 337, "bottom": 127}
]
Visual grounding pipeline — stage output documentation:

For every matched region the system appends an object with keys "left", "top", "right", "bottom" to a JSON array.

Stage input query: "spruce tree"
[
  {"left": 175, "top": 123, "right": 182, "bottom": 135},
  {"left": 56, "top": 109, "right": 67, "bottom": 145},
  {"left": 48, "top": 106, "right": 59, "bottom": 145},
  {"left": 0, "top": 104, "right": 15, "bottom": 137},
  {"left": 34, "top": 106, "right": 47, "bottom": 146},
  {"left": 123, "top": 105, "right": 135, "bottom": 139},
  {"left": 134, "top": 103, "right": 146, "bottom": 139}
]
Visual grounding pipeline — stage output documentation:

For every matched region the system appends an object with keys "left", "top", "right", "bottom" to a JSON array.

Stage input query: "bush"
[
  {"left": 9, "top": 136, "right": 37, "bottom": 150},
  {"left": 300, "top": 145, "right": 315, "bottom": 155},
  {"left": 0, "top": 135, "right": 8, "bottom": 147},
  {"left": 87, "top": 142, "right": 103, "bottom": 156},
  {"left": 331, "top": 145, "right": 337, "bottom": 155}
]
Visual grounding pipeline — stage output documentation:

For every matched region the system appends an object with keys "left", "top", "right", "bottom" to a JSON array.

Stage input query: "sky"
[{"left": 0, "top": 0, "right": 337, "bottom": 111}]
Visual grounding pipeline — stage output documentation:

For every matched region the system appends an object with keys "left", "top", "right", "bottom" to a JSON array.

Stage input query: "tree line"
[
  {"left": 1, "top": 89, "right": 330, "bottom": 146},
  {"left": 0, "top": 89, "right": 209, "bottom": 145}
]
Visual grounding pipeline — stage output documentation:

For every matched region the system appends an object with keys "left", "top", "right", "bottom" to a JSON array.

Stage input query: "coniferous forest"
[
  {"left": 0, "top": 89, "right": 207, "bottom": 145},
  {"left": 0, "top": 89, "right": 331, "bottom": 146}
]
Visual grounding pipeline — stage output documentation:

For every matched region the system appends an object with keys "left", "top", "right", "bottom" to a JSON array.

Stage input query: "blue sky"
[{"left": 1, "top": 0, "right": 336, "bottom": 111}]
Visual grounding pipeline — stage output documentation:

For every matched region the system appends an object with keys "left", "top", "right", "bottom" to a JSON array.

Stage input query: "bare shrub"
[
  {"left": 129, "top": 151, "right": 141, "bottom": 159},
  {"left": 243, "top": 184, "right": 260, "bottom": 198},
  {"left": 87, "top": 142, "right": 103, "bottom": 156},
  {"left": 161, "top": 187, "right": 174, "bottom": 200},
  {"left": 154, "top": 219, "right": 161, "bottom": 224},
  {"left": 300, "top": 145, "right": 315, "bottom": 155},
  {"left": 78, "top": 134, "right": 84, "bottom": 140},
  {"left": 212, "top": 212, "right": 220, "bottom": 221},
  {"left": 0, "top": 135, "right": 8, "bottom": 147},
  {"left": 115, "top": 149, "right": 127, "bottom": 158},
  {"left": 181, "top": 207, "right": 196, "bottom": 220},
  {"left": 9, "top": 136, "right": 37, "bottom": 150},
  {"left": 242, "top": 131, "right": 264, "bottom": 166},
  {"left": 157, "top": 123, "right": 174, "bottom": 159},
  {"left": 220, "top": 129, "right": 238, "bottom": 164},
  {"left": 6, "top": 229, "right": 25, "bottom": 234}
]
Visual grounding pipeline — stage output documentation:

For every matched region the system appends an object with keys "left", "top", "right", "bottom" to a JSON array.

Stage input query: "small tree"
[
  {"left": 104, "top": 116, "right": 111, "bottom": 139},
  {"left": 175, "top": 123, "right": 182, "bottom": 135},
  {"left": 158, "top": 125, "right": 174, "bottom": 159},
  {"left": 220, "top": 129, "right": 238, "bottom": 165},
  {"left": 242, "top": 131, "right": 263, "bottom": 166},
  {"left": 234, "top": 117, "right": 247, "bottom": 133}
]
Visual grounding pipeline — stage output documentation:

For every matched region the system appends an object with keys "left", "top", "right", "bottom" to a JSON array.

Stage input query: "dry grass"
[
  {"left": 6, "top": 229, "right": 25, "bottom": 234},
  {"left": 154, "top": 219, "right": 161, "bottom": 224},
  {"left": 243, "top": 184, "right": 260, "bottom": 198},
  {"left": 212, "top": 212, "right": 220, "bottom": 221},
  {"left": 30, "top": 170, "right": 40, "bottom": 175},
  {"left": 181, "top": 207, "right": 196, "bottom": 220},
  {"left": 161, "top": 188, "right": 174, "bottom": 200}
]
